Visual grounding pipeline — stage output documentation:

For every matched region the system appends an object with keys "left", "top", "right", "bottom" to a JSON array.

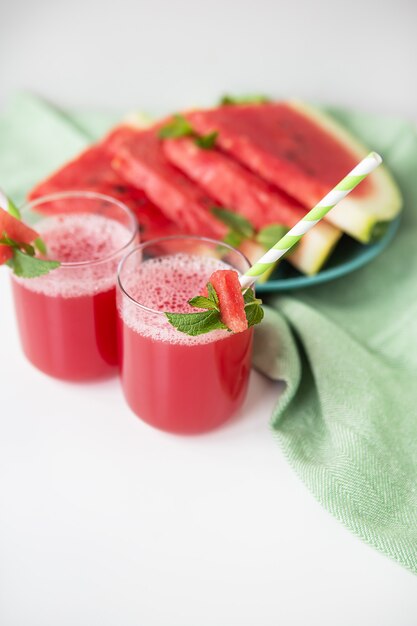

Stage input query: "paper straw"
[{"left": 239, "top": 151, "right": 383, "bottom": 289}]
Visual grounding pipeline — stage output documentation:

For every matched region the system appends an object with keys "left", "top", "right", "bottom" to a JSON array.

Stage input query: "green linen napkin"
[
  {"left": 1, "top": 92, "right": 416, "bottom": 574},
  {"left": 255, "top": 117, "right": 417, "bottom": 575}
]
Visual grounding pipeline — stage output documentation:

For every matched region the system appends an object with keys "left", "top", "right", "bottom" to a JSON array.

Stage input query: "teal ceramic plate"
[{"left": 256, "top": 216, "right": 401, "bottom": 293}]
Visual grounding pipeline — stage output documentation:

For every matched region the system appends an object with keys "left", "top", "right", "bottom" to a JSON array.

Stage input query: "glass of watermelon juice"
[
  {"left": 117, "top": 236, "right": 254, "bottom": 434},
  {"left": 11, "top": 191, "right": 137, "bottom": 381}
]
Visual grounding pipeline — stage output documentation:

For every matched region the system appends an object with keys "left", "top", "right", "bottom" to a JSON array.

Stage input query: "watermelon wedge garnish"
[
  {"left": 0, "top": 206, "right": 60, "bottom": 278},
  {"left": 0, "top": 207, "right": 39, "bottom": 265},
  {"left": 165, "top": 268, "right": 263, "bottom": 337},
  {"left": 0, "top": 247, "right": 12, "bottom": 264},
  {"left": 208, "top": 269, "right": 248, "bottom": 333}
]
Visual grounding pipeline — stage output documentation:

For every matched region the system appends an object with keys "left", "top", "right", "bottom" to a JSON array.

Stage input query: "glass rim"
[
  {"left": 117, "top": 235, "right": 251, "bottom": 316},
  {"left": 21, "top": 190, "right": 138, "bottom": 268}
]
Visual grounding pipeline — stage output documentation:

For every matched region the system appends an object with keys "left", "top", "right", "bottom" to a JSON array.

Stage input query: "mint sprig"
[
  {"left": 158, "top": 114, "right": 194, "bottom": 139},
  {"left": 194, "top": 131, "right": 218, "bottom": 150},
  {"left": 1, "top": 232, "right": 60, "bottom": 278},
  {"left": 219, "top": 94, "right": 271, "bottom": 106},
  {"left": 210, "top": 208, "right": 291, "bottom": 276},
  {"left": 34, "top": 237, "right": 47, "bottom": 255},
  {"left": 211, "top": 207, "right": 254, "bottom": 239},
  {"left": 206, "top": 281, "right": 219, "bottom": 306},
  {"left": 166, "top": 309, "right": 228, "bottom": 336},
  {"left": 165, "top": 280, "right": 263, "bottom": 337},
  {"left": 256, "top": 224, "right": 289, "bottom": 249},
  {"left": 243, "top": 287, "right": 264, "bottom": 326},
  {"left": 211, "top": 207, "right": 254, "bottom": 248},
  {"left": 159, "top": 115, "right": 218, "bottom": 150},
  {"left": 188, "top": 295, "right": 219, "bottom": 311},
  {"left": 7, "top": 197, "right": 22, "bottom": 220}
]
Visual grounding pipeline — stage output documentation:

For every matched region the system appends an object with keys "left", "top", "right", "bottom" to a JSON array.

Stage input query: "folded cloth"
[
  {"left": 1, "top": 93, "right": 416, "bottom": 573},
  {"left": 254, "top": 115, "right": 417, "bottom": 575}
]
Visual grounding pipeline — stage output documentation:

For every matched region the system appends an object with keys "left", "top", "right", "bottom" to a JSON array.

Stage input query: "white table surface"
[
  {"left": 1, "top": 274, "right": 417, "bottom": 626},
  {"left": 1, "top": 1, "right": 417, "bottom": 624}
]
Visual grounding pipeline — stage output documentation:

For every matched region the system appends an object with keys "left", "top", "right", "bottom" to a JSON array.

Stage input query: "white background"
[
  {"left": 1, "top": 1, "right": 417, "bottom": 625},
  {"left": 0, "top": 0, "right": 416, "bottom": 118}
]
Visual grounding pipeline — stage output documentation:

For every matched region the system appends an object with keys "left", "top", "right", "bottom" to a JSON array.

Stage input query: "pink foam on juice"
[
  {"left": 118, "top": 253, "right": 254, "bottom": 433},
  {"left": 12, "top": 213, "right": 134, "bottom": 380},
  {"left": 120, "top": 253, "right": 234, "bottom": 345}
]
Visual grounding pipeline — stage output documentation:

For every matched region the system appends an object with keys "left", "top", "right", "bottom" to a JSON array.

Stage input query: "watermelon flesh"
[
  {"left": 0, "top": 247, "right": 12, "bottom": 264},
  {"left": 208, "top": 269, "right": 247, "bottom": 333},
  {"left": 0, "top": 206, "right": 39, "bottom": 265},
  {"left": 187, "top": 102, "right": 402, "bottom": 243},
  {"left": 163, "top": 137, "right": 342, "bottom": 274},
  {"left": 110, "top": 127, "right": 339, "bottom": 275},
  {"left": 109, "top": 127, "right": 227, "bottom": 240},
  {"left": 29, "top": 126, "right": 185, "bottom": 242},
  {"left": 163, "top": 137, "right": 307, "bottom": 230}
]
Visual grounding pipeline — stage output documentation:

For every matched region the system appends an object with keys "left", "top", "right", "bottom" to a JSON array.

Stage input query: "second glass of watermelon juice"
[
  {"left": 117, "top": 236, "right": 254, "bottom": 434},
  {"left": 11, "top": 191, "right": 137, "bottom": 381}
]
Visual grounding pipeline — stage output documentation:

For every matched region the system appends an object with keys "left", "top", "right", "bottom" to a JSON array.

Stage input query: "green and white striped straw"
[{"left": 239, "top": 151, "right": 383, "bottom": 289}]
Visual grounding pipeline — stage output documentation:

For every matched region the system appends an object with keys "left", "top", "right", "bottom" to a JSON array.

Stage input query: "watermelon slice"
[
  {"left": 209, "top": 269, "right": 247, "bottom": 333},
  {"left": 0, "top": 207, "right": 39, "bottom": 264},
  {"left": 163, "top": 137, "right": 342, "bottom": 274},
  {"left": 186, "top": 101, "right": 402, "bottom": 243},
  {"left": 28, "top": 126, "right": 184, "bottom": 242},
  {"left": 109, "top": 127, "right": 226, "bottom": 239},
  {"left": 163, "top": 137, "right": 306, "bottom": 230}
]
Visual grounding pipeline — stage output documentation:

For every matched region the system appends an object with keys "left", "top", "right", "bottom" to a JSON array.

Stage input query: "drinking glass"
[
  {"left": 117, "top": 236, "right": 253, "bottom": 434},
  {"left": 11, "top": 191, "right": 138, "bottom": 381}
]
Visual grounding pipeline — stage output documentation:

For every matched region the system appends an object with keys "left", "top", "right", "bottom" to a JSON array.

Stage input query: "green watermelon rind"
[
  {"left": 122, "top": 111, "right": 154, "bottom": 129},
  {"left": 289, "top": 219, "right": 343, "bottom": 275},
  {"left": 287, "top": 100, "right": 403, "bottom": 244}
]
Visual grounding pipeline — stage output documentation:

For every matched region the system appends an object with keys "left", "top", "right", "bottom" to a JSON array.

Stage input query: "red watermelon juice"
[
  {"left": 12, "top": 192, "right": 137, "bottom": 381},
  {"left": 117, "top": 237, "right": 253, "bottom": 434}
]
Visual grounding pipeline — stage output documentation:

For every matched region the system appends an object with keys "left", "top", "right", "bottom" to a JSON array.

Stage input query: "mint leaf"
[
  {"left": 189, "top": 295, "right": 219, "bottom": 311},
  {"left": 194, "top": 131, "right": 218, "bottom": 150},
  {"left": 159, "top": 115, "right": 218, "bottom": 150},
  {"left": 7, "top": 197, "right": 21, "bottom": 220},
  {"left": 256, "top": 223, "right": 289, "bottom": 249},
  {"left": 0, "top": 232, "right": 60, "bottom": 278},
  {"left": 243, "top": 287, "right": 258, "bottom": 305},
  {"left": 189, "top": 281, "right": 220, "bottom": 311},
  {"left": 220, "top": 94, "right": 271, "bottom": 106},
  {"left": 243, "top": 287, "right": 264, "bottom": 328},
  {"left": 223, "top": 231, "right": 244, "bottom": 248},
  {"left": 165, "top": 283, "right": 264, "bottom": 336},
  {"left": 34, "top": 237, "right": 47, "bottom": 255},
  {"left": 206, "top": 281, "right": 219, "bottom": 306},
  {"left": 19, "top": 242, "right": 36, "bottom": 256},
  {"left": 9, "top": 248, "right": 60, "bottom": 278},
  {"left": 1, "top": 232, "right": 59, "bottom": 277},
  {"left": 245, "top": 300, "right": 264, "bottom": 327},
  {"left": 165, "top": 310, "right": 227, "bottom": 336},
  {"left": 211, "top": 207, "right": 254, "bottom": 239},
  {"left": 0, "top": 232, "right": 18, "bottom": 247},
  {"left": 159, "top": 114, "right": 194, "bottom": 139}
]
